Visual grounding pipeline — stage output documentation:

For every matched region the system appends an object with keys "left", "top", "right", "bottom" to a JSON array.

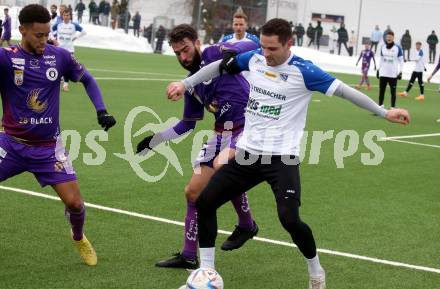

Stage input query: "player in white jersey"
[
  {"left": 168, "top": 19, "right": 410, "bottom": 289},
  {"left": 52, "top": 10, "right": 86, "bottom": 91},
  {"left": 220, "top": 8, "right": 259, "bottom": 46},
  {"left": 399, "top": 42, "right": 425, "bottom": 101},
  {"left": 377, "top": 31, "right": 404, "bottom": 108}
]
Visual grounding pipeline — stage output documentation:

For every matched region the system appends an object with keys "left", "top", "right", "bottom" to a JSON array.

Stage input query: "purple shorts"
[
  {"left": 193, "top": 127, "right": 243, "bottom": 168},
  {"left": 1, "top": 32, "right": 11, "bottom": 41},
  {"left": 362, "top": 65, "right": 370, "bottom": 74},
  {"left": 0, "top": 133, "right": 77, "bottom": 187}
]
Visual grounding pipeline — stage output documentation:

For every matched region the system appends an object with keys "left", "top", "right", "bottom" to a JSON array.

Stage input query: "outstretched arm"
[
  {"left": 80, "top": 71, "right": 116, "bottom": 131},
  {"left": 136, "top": 120, "right": 196, "bottom": 154},
  {"left": 167, "top": 49, "right": 257, "bottom": 100},
  {"left": 334, "top": 82, "right": 410, "bottom": 125},
  {"left": 167, "top": 60, "right": 223, "bottom": 101}
]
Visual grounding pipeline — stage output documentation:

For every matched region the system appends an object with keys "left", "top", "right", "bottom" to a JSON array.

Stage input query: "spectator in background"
[
  {"left": 0, "top": 8, "right": 11, "bottom": 47},
  {"left": 50, "top": 4, "right": 59, "bottom": 23},
  {"left": 110, "top": 0, "right": 120, "bottom": 29},
  {"left": 295, "top": 22, "right": 305, "bottom": 47},
  {"left": 306, "top": 23, "right": 315, "bottom": 47},
  {"left": 427, "top": 30, "right": 438, "bottom": 64},
  {"left": 120, "top": 7, "right": 131, "bottom": 34},
  {"left": 383, "top": 25, "right": 392, "bottom": 43},
  {"left": 102, "top": 0, "right": 111, "bottom": 27},
  {"left": 89, "top": 0, "right": 99, "bottom": 25},
  {"left": 348, "top": 28, "right": 356, "bottom": 56},
  {"left": 132, "top": 11, "right": 141, "bottom": 37},
  {"left": 315, "top": 20, "right": 323, "bottom": 50},
  {"left": 143, "top": 24, "right": 153, "bottom": 44},
  {"left": 370, "top": 25, "right": 382, "bottom": 53},
  {"left": 155, "top": 25, "right": 166, "bottom": 54},
  {"left": 0, "top": 19, "right": 3, "bottom": 41},
  {"left": 401, "top": 29, "right": 412, "bottom": 62},
  {"left": 98, "top": 0, "right": 104, "bottom": 25},
  {"left": 329, "top": 25, "right": 337, "bottom": 54},
  {"left": 75, "top": 0, "right": 86, "bottom": 24},
  {"left": 337, "top": 23, "right": 349, "bottom": 55}
]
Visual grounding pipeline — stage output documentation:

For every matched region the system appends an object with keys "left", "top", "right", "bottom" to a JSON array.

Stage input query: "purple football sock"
[
  {"left": 231, "top": 193, "right": 254, "bottom": 230},
  {"left": 182, "top": 200, "right": 198, "bottom": 260},
  {"left": 65, "top": 206, "right": 85, "bottom": 241}
]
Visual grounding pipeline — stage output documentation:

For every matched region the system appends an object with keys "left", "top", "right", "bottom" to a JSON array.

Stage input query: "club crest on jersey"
[
  {"left": 14, "top": 70, "right": 24, "bottom": 86},
  {"left": 280, "top": 73, "right": 289, "bottom": 81},
  {"left": 207, "top": 101, "right": 218, "bottom": 113},
  {"left": 27, "top": 88, "right": 48, "bottom": 113},
  {"left": 46, "top": 67, "right": 58, "bottom": 81}
]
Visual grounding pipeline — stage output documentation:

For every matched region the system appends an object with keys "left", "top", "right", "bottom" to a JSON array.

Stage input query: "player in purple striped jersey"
[
  {"left": 427, "top": 55, "right": 440, "bottom": 122},
  {"left": 0, "top": 4, "right": 116, "bottom": 266},
  {"left": 0, "top": 8, "right": 12, "bottom": 47},
  {"left": 136, "top": 24, "right": 259, "bottom": 269},
  {"left": 355, "top": 42, "right": 376, "bottom": 90}
]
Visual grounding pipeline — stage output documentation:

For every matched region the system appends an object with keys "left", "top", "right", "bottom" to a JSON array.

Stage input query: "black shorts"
[{"left": 199, "top": 149, "right": 302, "bottom": 208}]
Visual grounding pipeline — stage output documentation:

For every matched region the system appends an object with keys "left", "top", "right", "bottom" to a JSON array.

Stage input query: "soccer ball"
[{"left": 179, "top": 268, "right": 224, "bottom": 289}]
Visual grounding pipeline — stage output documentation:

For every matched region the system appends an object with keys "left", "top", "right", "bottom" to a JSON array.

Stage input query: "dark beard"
[
  {"left": 183, "top": 51, "right": 202, "bottom": 74},
  {"left": 51, "top": 12, "right": 57, "bottom": 20},
  {"left": 386, "top": 41, "right": 394, "bottom": 49}
]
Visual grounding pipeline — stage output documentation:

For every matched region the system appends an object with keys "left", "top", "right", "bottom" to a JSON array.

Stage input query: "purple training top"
[
  {"left": 183, "top": 41, "right": 259, "bottom": 132},
  {"left": 0, "top": 44, "right": 89, "bottom": 146},
  {"left": 359, "top": 49, "right": 375, "bottom": 69},
  {"left": 1, "top": 15, "right": 11, "bottom": 40}
]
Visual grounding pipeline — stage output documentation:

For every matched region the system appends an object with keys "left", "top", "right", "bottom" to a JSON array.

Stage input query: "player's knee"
[
  {"left": 279, "top": 214, "right": 302, "bottom": 232},
  {"left": 184, "top": 185, "right": 201, "bottom": 203},
  {"left": 65, "top": 198, "right": 84, "bottom": 212}
]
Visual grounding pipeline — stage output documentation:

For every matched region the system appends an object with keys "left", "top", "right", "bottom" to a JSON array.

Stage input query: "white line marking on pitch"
[
  {"left": 89, "top": 68, "right": 185, "bottom": 78},
  {"left": 381, "top": 133, "right": 440, "bottom": 140},
  {"left": 1, "top": 185, "right": 439, "bottom": 275},
  {"left": 384, "top": 139, "right": 440, "bottom": 149},
  {"left": 94, "top": 77, "right": 178, "bottom": 81},
  {"left": 348, "top": 84, "right": 439, "bottom": 93}
]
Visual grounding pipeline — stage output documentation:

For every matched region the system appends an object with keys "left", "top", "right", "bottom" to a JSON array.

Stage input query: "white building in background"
[
  {"left": 1, "top": 0, "right": 439, "bottom": 56},
  {"left": 268, "top": 0, "right": 440, "bottom": 56}
]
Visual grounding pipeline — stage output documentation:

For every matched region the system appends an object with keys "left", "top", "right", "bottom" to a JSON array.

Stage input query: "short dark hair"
[
  {"left": 19, "top": 4, "right": 51, "bottom": 25},
  {"left": 4, "top": 8, "right": 9, "bottom": 12},
  {"left": 261, "top": 18, "right": 292, "bottom": 45},
  {"left": 168, "top": 24, "right": 198, "bottom": 44},
  {"left": 416, "top": 41, "right": 422, "bottom": 45},
  {"left": 386, "top": 31, "right": 394, "bottom": 36}
]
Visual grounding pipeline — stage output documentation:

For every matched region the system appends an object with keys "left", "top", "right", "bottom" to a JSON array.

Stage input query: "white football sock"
[
  {"left": 199, "top": 247, "right": 215, "bottom": 269},
  {"left": 306, "top": 254, "right": 325, "bottom": 277}
]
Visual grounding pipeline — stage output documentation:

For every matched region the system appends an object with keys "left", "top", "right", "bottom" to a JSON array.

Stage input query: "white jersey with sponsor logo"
[
  {"left": 221, "top": 32, "right": 260, "bottom": 45},
  {"left": 414, "top": 49, "right": 425, "bottom": 72},
  {"left": 235, "top": 50, "right": 341, "bottom": 155},
  {"left": 52, "top": 21, "right": 84, "bottom": 53},
  {"left": 379, "top": 44, "right": 404, "bottom": 78}
]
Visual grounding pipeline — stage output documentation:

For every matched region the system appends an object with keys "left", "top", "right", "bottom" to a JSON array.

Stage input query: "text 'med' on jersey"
[{"left": 234, "top": 49, "right": 341, "bottom": 155}]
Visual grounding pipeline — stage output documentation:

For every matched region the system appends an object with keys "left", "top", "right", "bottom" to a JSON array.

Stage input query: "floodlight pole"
[
  {"left": 356, "top": 0, "right": 363, "bottom": 56},
  {"left": 196, "top": 0, "right": 202, "bottom": 32}
]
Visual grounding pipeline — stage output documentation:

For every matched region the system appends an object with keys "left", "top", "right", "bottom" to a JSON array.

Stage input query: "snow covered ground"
[{"left": 7, "top": 22, "right": 440, "bottom": 84}]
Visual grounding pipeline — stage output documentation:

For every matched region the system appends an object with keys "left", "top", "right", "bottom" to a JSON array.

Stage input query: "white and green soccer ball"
[{"left": 179, "top": 268, "right": 224, "bottom": 289}]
